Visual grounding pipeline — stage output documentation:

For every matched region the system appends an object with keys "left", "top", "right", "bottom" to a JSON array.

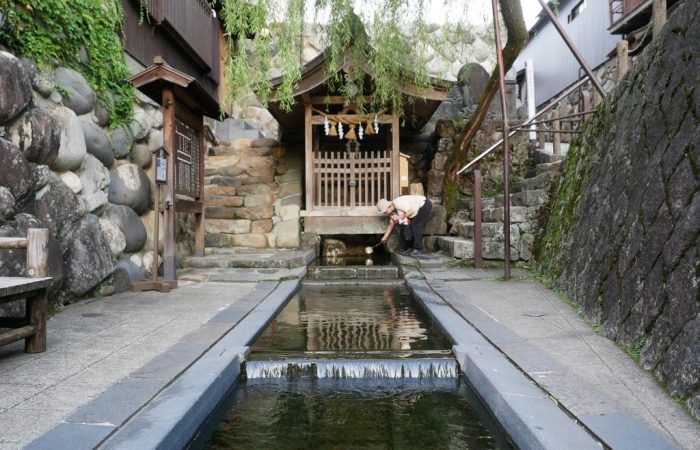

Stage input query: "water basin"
[
  {"left": 200, "top": 284, "right": 512, "bottom": 449},
  {"left": 250, "top": 284, "right": 451, "bottom": 358},
  {"left": 205, "top": 378, "right": 513, "bottom": 449}
]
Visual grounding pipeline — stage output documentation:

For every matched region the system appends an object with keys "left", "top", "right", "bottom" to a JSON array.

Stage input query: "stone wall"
[
  {"left": 0, "top": 49, "right": 174, "bottom": 305},
  {"left": 203, "top": 139, "right": 302, "bottom": 249},
  {"left": 536, "top": 1, "right": 700, "bottom": 419}
]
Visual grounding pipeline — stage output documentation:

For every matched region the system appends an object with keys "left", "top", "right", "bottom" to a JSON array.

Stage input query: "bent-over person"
[{"left": 377, "top": 195, "right": 432, "bottom": 255}]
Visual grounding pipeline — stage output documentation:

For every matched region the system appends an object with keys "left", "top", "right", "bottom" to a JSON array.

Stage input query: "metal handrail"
[
  {"left": 457, "top": 77, "right": 589, "bottom": 175},
  {"left": 509, "top": 110, "right": 593, "bottom": 129}
]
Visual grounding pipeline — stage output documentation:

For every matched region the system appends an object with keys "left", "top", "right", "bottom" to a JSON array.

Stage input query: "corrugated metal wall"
[{"left": 514, "top": 0, "right": 620, "bottom": 107}]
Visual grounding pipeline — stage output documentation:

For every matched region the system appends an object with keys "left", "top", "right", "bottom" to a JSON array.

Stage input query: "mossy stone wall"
[{"left": 536, "top": 2, "right": 700, "bottom": 419}]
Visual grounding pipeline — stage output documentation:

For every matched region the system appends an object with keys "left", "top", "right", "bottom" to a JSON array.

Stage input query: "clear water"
[
  {"left": 202, "top": 285, "right": 512, "bottom": 449},
  {"left": 250, "top": 285, "right": 452, "bottom": 358},
  {"left": 317, "top": 253, "right": 393, "bottom": 266},
  {"left": 206, "top": 378, "right": 513, "bottom": 450},
  {"left": 245, "top": 358, "right": 458, "bottom": 379}
]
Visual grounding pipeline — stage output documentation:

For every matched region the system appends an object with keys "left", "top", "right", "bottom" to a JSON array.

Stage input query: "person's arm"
[{"left": 381, "top": 221, "right": 396, "bottom": 243}]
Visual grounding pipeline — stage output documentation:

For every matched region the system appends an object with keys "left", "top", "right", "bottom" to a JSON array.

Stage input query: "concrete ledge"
[
  {"left": 100, "top": 279, "right": 300, "bottom": 448},
  {"left": 407, "top": 279, "right": 600, "bottom": 450},
  {"left": 25, "top": 279, "right": 301, "bottom": 450}
]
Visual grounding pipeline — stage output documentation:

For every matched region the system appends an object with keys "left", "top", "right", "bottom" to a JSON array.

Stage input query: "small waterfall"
[{"left": 246, "top": 358, "right": 457, "bottom": 379}]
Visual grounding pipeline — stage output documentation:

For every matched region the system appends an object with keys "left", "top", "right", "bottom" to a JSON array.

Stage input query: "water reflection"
[
  {"left": 206, "top": 378, "right": 513, "bottom": 450},
  {"left": 251, "top": 285, "right": 451, "bottom": 355}
]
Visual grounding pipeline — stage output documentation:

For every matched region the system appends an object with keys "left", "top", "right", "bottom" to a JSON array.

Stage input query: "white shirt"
[{"left": 392, "top": 195, "right": 426, "bottom": 218}]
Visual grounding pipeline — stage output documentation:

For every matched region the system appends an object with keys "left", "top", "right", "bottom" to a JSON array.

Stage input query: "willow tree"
[
  {"left": 217, "top": 0, "right": 527, "bottom": 207},
  {"left": 443, "top": 0, "right": 528, "bottom": 212}
]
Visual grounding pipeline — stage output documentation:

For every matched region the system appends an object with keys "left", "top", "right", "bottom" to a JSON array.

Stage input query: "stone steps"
[
  {"left": 306, "top": 265, "right": 400, "bottom": 280},
  {"left": 536, "top": 159, "right": 564, "bottom": 175},
  {"left": 495, "top": 189, "right": 549, "bottom": 208},
  {"left": 515, "top": 170, "right": 561, "bottom": 192},
  {"left": 178, "top": 266, "right": 306, "bottom": 283},
  {"left": 181, "top": 248, "right": 315, "bottom": 269},
  {"left": 435, "top": 236, "right": 475, "bottom": 259}
]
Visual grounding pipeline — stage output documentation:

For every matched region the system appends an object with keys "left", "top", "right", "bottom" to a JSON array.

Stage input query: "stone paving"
[
  {"left": 416, "top": 267, "right": 700, "bottom": 450},
  {"left": 0, "top": 280, "right": 267, "bottom": 449},
  {"left": 0, "top": 254, "right": 698, "bottom": 449}
]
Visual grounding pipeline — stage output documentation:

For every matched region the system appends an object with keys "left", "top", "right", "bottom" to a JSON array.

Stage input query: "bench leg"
[{"left": 25, "top": 289, "right": 47, "bottom": 353}]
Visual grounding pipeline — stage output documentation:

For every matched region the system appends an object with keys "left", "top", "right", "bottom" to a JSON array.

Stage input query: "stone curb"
[
  {"left": 24, "top": 279, "right": 300, "bottom": 450},
  {"left": 100, "top": 279, "right": 300, "bottom": 449},
  {"left": 407, "top": 279, "right": 601, "bottom": 450},
  {"left": 426, "top": 278, "right": 678, "bottom": 450}
]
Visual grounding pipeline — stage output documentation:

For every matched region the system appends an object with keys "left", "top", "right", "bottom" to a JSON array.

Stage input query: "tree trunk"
[{"left": 442, "top": 0, "right": 528, "bottom": 213}]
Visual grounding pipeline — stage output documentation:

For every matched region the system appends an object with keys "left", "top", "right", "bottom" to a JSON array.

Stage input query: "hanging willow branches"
[{"left": 215, "top": 0, "right": 483, "bottom": 115}]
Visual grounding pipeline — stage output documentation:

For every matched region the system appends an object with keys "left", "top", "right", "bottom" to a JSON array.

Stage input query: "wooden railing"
[
  {"left": 0, "top": 228, "right": 50, "bottom": 353},
  {"left": 609, "top": 0, "right": 648, "bottom": 26},
  {"left": 313, "top": 149, "right": 391, "bottom": 208}
]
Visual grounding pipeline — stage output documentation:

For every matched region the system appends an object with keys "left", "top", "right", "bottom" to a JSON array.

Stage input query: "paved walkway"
[
  {"left": 415, "top": 267, "right": 700, "bottom": 450},
  {"left": 0, "top": 279, "right": 275, "bottom": 449},
  {"left": 0, "top": 259, "right": 697, "bottom": 449}
]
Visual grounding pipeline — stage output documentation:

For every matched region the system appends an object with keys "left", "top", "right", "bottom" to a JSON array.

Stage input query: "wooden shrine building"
[{"left": 266, "top": 52, "right": 450, "bottom": 235}]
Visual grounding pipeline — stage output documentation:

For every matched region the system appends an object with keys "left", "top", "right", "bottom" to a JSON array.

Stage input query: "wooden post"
[
  {"left": 25, "top": 228, "right": 48, "bottom": 353},
  {"left": 473, "top": 164, "right": 482, "bottom": 269},
  {"left": 194, "top": 118, "right": 205, "bottom": 257},
  {"left": 152, "top": 178, "right": 161, "bottom": 283},
  {"left": 582, "top": 91, "right": 592, "bottom": 121},
  {"left": 26, "top": 228, "right": 48, "bottom": 278},
  {"left": 391, "top": 114, "right": 400, "bottom": 199},
  {"left": 538, "top": 125, "right": 546, "bottom": 149},
  {"left": 653, "top": 0, "right": 667, "bottom": 40},
  {"left": 553, "top": 113, "right": 561, "bottom": 155},
  {"left": 617, "top": 40, "right": 629, "bottom": 81},
  {"left": 131, "top": 151, "right": 172, "bottom": 293},
  {"left": 304, "top": 104, "right": 313, "bottom": 211},
  {"left": 162, "top": 88, "right": 176, "bottom": 280}
]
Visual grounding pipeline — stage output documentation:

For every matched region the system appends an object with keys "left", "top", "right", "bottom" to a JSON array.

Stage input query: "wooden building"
[
  {"left": 609, "top": 0, "right": 682, "bottom": 35},
  {"left": 266, "top": 51, "right": 450, "bottom": 235},
  {"left": 121, "top": 0, "right": 228, "bottom": 279}
]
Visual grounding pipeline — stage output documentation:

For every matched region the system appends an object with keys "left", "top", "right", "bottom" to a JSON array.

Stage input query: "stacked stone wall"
[
  {"left": 203, "top": 140, "right": 302, "bottom": 249},
  {"left": 0, "top": 49, "right": 181, "bottom": 305},
  {"left": 537, "top": 1, "right": 700, "bottom": 419}
]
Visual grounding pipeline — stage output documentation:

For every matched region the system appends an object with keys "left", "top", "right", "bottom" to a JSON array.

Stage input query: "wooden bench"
[{"left": 0, "top": 228, "right": 51, "bottom": 353}]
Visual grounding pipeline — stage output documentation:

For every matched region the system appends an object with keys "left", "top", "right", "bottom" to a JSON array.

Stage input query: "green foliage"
[
  {"left": 0, "top": 0, "right": 134, "bottom": 125},
  {"left": 618, "top": 337, "right": 647, "bottom": 362},
  {"left": 442, "top": 177, "right": 460, "bottom": 217},
  {"left": 534, "top": 103, "right": 610, "bottom": 277},
  {"left": 217, "top": 0, "right": 477, "bottom": 116}
]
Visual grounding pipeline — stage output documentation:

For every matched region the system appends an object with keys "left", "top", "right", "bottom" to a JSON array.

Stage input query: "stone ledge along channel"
[{"left": 83, "top": 261, "right": 605, "bottom": 449}]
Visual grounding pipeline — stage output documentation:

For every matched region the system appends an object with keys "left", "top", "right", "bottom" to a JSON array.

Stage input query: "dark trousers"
[{"left": 408, "top": 199, "right": 432, "bottom": 250}]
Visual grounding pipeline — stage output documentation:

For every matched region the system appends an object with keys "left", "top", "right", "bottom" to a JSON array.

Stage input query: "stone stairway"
[
  {"left": 177, "top": 136, "right": 307, "bottom": 278},
  {"left": 435, "top": 157, "right": 564, "bottom": 262}
]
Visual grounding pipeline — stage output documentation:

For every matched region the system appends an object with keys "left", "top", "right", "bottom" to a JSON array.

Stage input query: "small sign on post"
[
  {"left": 156, "top": 148, "right": 168, "bottom": 184},
  {"left": 131, "top": 146, "right": 177, "bottom": 293}
]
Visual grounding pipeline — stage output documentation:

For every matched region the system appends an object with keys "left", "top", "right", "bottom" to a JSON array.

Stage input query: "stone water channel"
[{"left": 198, "top": 259, "right": 514, "bottom": 449}]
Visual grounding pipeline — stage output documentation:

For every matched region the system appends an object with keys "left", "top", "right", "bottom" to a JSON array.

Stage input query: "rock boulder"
[
  {"left": 8, "top": 107, "right": 61, "bottom": 166},
  {"left": 33, "top": 179, "right": 84, "bottom": 240},
  {"left": 76, "top": 154, "right": 110, "bottom": 213},
  {"left": 81, "top": 119, "right": 114, "bottom": 168},
  {"left": 55, "top": 67, "right": 96, "bottom": 115},
  {"left": 0, "top": 187, "right": 15, "bottom": 220},
  {"left": 63, "top": 214, "right": 115, "bottom": 297},
  {"left": 110, "top": 125, "right": 133, "bottom": 159},
  {"left": 105, "top": 204, "right": 147, "bottom": 253},
  {"left": 0, "top": 138, "right": 32, "bottom": 201},
  {"left": 52, "top": 106, "right": 87, "bottom": 171},
  {"left": 108, "top": 164, "right": 152, "bottom": 214},
  {"left": 0, "top": 51, "right": 32, "bottom": 124}
]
